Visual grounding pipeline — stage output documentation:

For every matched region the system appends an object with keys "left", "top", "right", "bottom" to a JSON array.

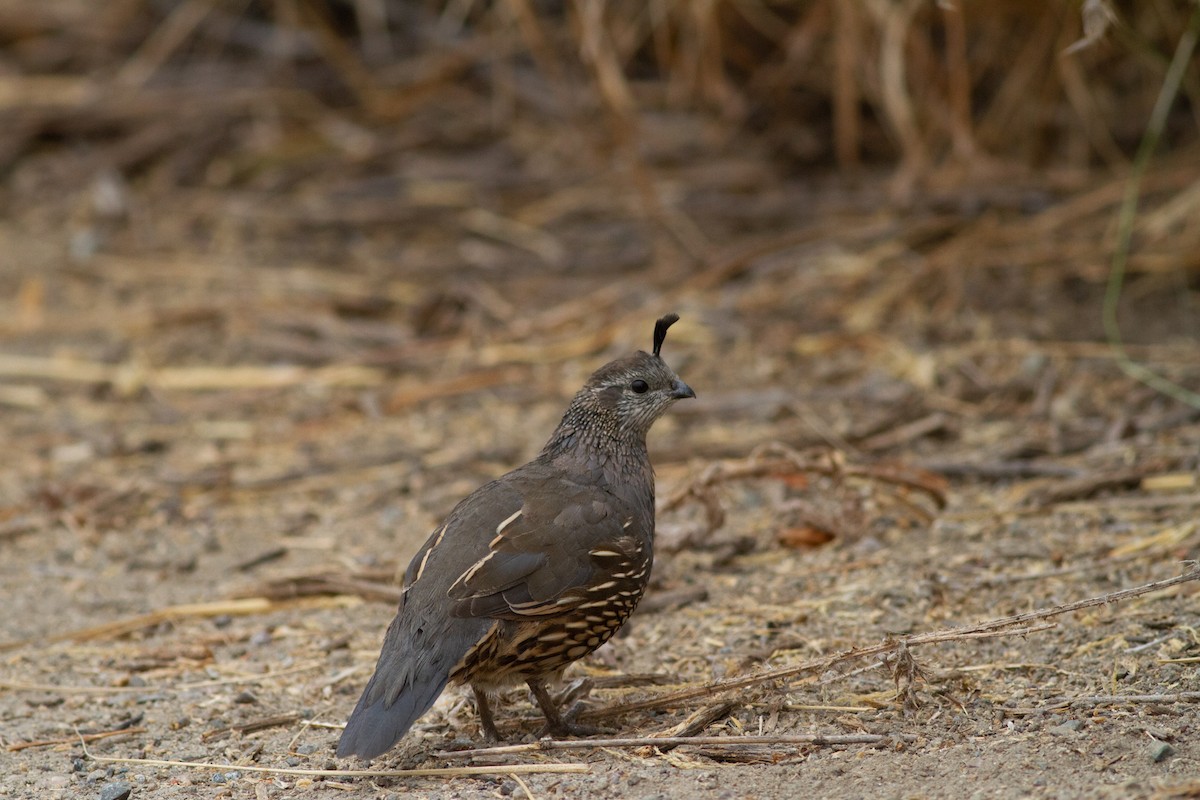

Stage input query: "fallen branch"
[
  {"left": 435, "top": 732, "right": 916, "bottom": 759},
  {"left": 0, "top": 661, "right": 324, "bottom": 695},
  {"left": 8, "top": 727, "right": 146, "bottom": 753},
  {"left": 0, "top": 596, "right": 356, "bottom": 652},
  {"left": 1005, "top": 691, "right": 1200, "bottom": 715},
  {"left": 78, "top": 733, "right": 588, "bottom": 778},
  {"left": 235, "top": 573, "right": 403, "bottom": 604},
  {"left": 201, "top": 713, "right": 302, "bottom": 741}
]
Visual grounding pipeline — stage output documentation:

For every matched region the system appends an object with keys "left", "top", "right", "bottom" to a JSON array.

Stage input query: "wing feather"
[{"left": 446, "top": 480, "right": 641, "bottom": 620}]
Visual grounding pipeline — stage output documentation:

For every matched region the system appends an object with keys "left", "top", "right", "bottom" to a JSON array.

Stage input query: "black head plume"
[{"left": 652, "top": 313, "right": 680, "bottom": 358}]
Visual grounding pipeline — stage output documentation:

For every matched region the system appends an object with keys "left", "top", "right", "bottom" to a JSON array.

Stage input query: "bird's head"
[{"left": 548, "top": 314, "right": 695, "bottom": 451}]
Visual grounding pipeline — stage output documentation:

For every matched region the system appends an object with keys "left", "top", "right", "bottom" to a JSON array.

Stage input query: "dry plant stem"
[
  {"left": 241, "top": 573, "right": 403, "bottom": 603},
  {"left": 970, "top": 554, "right": 1158, "bottom": 588},
  {"left": 941, "top": 2, "right": 974, "bottom": 160},
  {"left": 580, "top": 567, "right": 1200, "bottom": 723},
  {"left": 832, "top": 0, "right": 862, "bottom": 167},
  {"left": 77, "top": 733, "right": 588, "bottom": 778},
  {"left": 0, "top": 597, "right": 355, "bottom": 652},
  {"left": 1056, "top": 33, "right": 1125, "bottom": 167},
  {"left": 294, "top": 0, "right": 383, "bottom": 116},
  {"left": 1, "top": 661, "right": 324, "bottom": 696},
  {"left": 649, "top": 700, "right": 742, "bottom": 750},
  {"left": 115, "top": 0, "right": 216, "bottom": 88},
  {"left": 0, "top": 516, "right": 39, "bottom": 541},
  {"left": 509, "top": 772, "right": 536, "bottom": 800},
  {"left": 1023, "top": 466, "right": 1158, "bottom": 507},
  {"left": 201, "top": 713, "right": 302, "bottom": 741},
  {"left": 570, "top": 0, "right": 707, "bottom": 261},
  {"left": 8, "top": 727, "right": 147, "bottom": 753},
  {"left": 435, "top": 733, "right": 916, "bottom": 759},
  {"left": 661, "top": 445, "right": 947, "bottom": 524},
  {"left": 1007, "top": 691, "right": 1200, "bottom": 714},
  {"left": 873, "top": 0, "right": 926, "bottom": 199},
  {"left": 686, "top": 217, "right": 898, "bottom": 293},
  {"left": 1103, "top": 5, "right": 1200, "bottom": 410}
]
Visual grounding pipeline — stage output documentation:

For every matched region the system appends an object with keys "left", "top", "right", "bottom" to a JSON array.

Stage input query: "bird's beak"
[{"left": 671, "top": 378, "right": 696, "bottom": 400}]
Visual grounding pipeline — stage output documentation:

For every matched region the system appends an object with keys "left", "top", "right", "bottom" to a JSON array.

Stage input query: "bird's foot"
[
  {"left": 529, "top": 678, "right": 611, "bottom": 738},
  {"left": 536, "top": 719, "right": 605, "bottom": 738}
]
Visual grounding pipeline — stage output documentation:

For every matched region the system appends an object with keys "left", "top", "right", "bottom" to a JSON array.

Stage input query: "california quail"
[{"left": 337, "top": 314, "right": 694, "bottom": 760}]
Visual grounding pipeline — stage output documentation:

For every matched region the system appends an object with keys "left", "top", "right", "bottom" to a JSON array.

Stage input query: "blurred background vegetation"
[{"left": 1, "top": 1, "right": 1197, "bottom": 348}]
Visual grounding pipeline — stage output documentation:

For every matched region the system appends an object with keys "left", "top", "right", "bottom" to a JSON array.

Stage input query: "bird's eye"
[{"left": 630, "top": 379, "right": 649, "bottom": 394}]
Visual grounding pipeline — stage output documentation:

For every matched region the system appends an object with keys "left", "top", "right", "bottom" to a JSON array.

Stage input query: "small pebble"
[
  {"left": 1149, "top": 741, "right": 1176, "bottom": 763},
  {"left": 98, "top": 781, "right": 132, "bottom": 800},
  {"left": 1048, "top": 720, "right": 1083, "bottom": 736},
  {"left": 69, "top": 229, "right": 101, "bottom": 263},
  {"left": 52, "top": 441, "right": 95, "bottom": 464}
]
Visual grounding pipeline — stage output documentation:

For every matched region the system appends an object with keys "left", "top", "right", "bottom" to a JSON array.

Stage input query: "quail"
[{"left": 337, "top": 314, "right": 694, "bottom": 760}]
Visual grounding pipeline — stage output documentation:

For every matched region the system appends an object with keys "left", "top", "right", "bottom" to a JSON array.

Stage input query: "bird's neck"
[
  {"left": 540, "top": 406, "right": 655, "bottom": 498},
  {"left": 540, "top": 418, "right": 649, "bottom": 468}
]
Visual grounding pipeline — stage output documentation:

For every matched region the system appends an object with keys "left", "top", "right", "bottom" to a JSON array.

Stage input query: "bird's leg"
[
  {"left": 553, "top": 677, "right": 596, "bottom": 723},
  {"left": 472, "top": 685, "right": 501, "bottom": 743},
  {"left": 528, "top": 678, "right": 603, "bottom": 738}
]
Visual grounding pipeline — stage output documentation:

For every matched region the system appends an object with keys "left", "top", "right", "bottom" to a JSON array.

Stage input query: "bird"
[{"left": 336, "top": 314, "right": 695, "bottom": 760}]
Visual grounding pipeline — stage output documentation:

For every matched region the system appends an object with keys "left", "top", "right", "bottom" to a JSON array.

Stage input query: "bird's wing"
[{"left": 445, "top": 478, "right": 644, "bottom": 620}]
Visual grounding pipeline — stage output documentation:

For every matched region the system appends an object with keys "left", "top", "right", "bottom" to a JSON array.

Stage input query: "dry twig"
[
  {"left": 8, "top": 727, "right": 147, "bottom": 753},
  {"left": 78, "top": 733, "right": 588, "bottom": 778},
  {"left": 435, "top": 732, "right": 916, "bottom": 760},
  {"left": 661, "top": 443, "right": 947, "bottom": 541}
]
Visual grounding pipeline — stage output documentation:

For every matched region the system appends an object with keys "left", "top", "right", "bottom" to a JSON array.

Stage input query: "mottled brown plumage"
[{"left": 337, "top": 314, "right": 694, "bottom": 760}]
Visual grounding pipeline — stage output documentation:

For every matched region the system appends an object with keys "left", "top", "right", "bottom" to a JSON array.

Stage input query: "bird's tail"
[
  {"left": 336, "top": 615, "right": 489, "bottom": 760},
  {"left": 336, "top": 669, "right": 449, "bottom": 760}
]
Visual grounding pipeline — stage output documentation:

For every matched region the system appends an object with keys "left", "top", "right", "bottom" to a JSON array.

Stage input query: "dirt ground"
[{"left": 3, "top": 5, "right": 1200, "bottom": 799}]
